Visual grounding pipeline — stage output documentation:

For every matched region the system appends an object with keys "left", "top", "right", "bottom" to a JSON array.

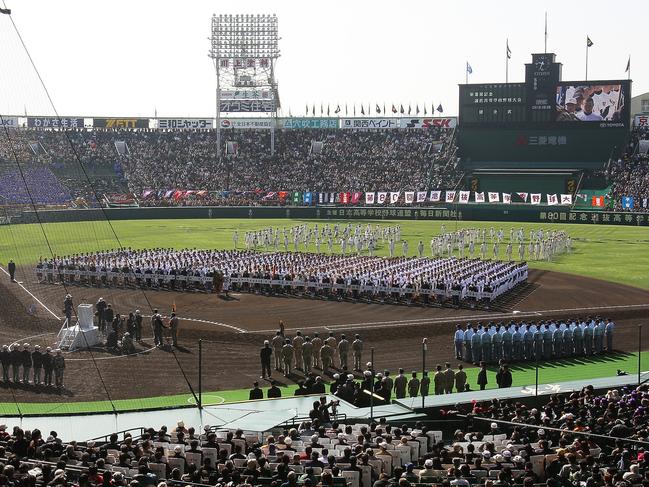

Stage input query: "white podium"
[{"left": 57, "top": 304, "right": 102, "bottom": 351}]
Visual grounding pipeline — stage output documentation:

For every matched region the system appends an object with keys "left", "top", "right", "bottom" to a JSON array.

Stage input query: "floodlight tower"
[{"left": 209, "top": 14, "right": 281, "bottom": 156}]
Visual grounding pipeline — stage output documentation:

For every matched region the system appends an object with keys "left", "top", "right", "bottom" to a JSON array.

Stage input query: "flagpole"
[
  {"left": 465, "top": 63, "right": 468, "bottom": 85},
  {"left": 544, "top": 12, "right": 547, "bottom": 53},
  {"left": 506, "top": 40, "right": 509, "bottom": 83},
  {"left": 628, "top": 55, "right": 631, "bottom": 81},
  {"left": 585, "top": 38, "right": 589, "bottom": 81}
]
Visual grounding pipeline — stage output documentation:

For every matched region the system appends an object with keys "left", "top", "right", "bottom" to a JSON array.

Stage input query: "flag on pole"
[
  {"left": 305, "top": 104, "right": 308, "bottom": 116},
  {"left": 424, "top": 105, "right": 427, "bottom": 115},
  {"left": 392, "top": 104, "right": 397, "bottom": 114},
  {"left": 0, "top": 8, "right": 11, "bottom": 14},
  {"left": 416, "top": 104, "right": 420, "bottom": 115},
  {"left": 375, "top": 103, "right": 381, "bottom": 114},
  {"left": 335, "top": 105, "right": 341, "bottom": 114},
  {"left": 587, "top": 36, "right": 593, "bottom": 47},
  {"left": 625, "top": 56, "right": 630, "bottom": 73},
  {"left": 345, "top": 103, "right": 348, "bottom": 116},
  {"left": 466, "top": 62, "right": 473, "bottom": 74},
  {"left": 408, "top": 104, "right": 411, "bottom": 115},
  {"left": 312, "top": 104, "right": 315, "bottom": 116},
  {"left": 327, "top": 104, "right": 330, "bottom": 116},
  {"left": 506, "top": 39, "right": 511, "bottom": 59},
  {"left": 436, "top": 104, "right": 444, "bottom": 113},
  {"left": 400, "top": 104, "right": 405, "bottom": 114}
]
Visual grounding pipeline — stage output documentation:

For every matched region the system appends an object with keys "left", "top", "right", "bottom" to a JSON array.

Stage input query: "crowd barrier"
[{"left": 4, "top": 204, "right": 649, "bottom": 226}]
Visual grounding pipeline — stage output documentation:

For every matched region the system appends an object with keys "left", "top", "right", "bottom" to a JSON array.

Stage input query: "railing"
[{"left": 85, "top": 426, "right": 147, "bottom": 444}]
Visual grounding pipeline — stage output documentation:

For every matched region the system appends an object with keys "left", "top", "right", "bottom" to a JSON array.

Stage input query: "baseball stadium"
[{"left": 1, "top": 3, "right": 649, "bottom": 487}]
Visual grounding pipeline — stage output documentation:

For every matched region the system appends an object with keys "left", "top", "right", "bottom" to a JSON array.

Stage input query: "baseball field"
[{"left": 0, "top": 217, "right": 648, "bottom": 416}]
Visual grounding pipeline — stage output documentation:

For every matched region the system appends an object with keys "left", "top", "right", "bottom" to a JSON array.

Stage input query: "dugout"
[{"left": 465, "top": 167, "right": 581, "bottom": 195}]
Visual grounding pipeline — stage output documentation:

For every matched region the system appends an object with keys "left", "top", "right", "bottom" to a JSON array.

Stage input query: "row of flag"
[
  {"left": 304, "top": 103, "right": 443, "bottom": 117},
  {"left": 263, "top": 191, "right": 600, "bottom": 207},
  {"left": 139, "top": 189, "right": 640, "bottom": 209}
]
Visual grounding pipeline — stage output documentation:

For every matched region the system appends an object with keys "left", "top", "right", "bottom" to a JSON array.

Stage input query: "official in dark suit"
[{"left": 8, "top": 260, "right": 16, "bottom": 282}]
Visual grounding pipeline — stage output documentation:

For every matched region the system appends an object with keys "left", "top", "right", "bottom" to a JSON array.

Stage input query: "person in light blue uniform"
[
  {"left": 572, "top": 320, "right": 584, "bottom": 356},
  {"left": 454, "top": 324, "right": 464, "bottom": 360},
  {"left": 471, "top": 325, "right": 482, "bottom": 364},
  {"left": 464, "top": 324, "right": 474, "bottom": 363},
  {"left": 491, "top": 326, "right": 503, "bottom": 363},
  {"left": 594, "top": 318, "right": 605, "bottom": 354},
  {"left": 512, "top": 325, "right": 523, "bottom": 361},
  {"left": 542, "top": 324, "right": 553, "bottom": 360},
  {"left": 584, "top": 319, "right": 594, "bottom": 355},
  {"left": 552, "top": 323, "right": 563, "bottom": 358},
  {"left": 562, "top": 322, "right": 573, "bottom": 356},
  {"left": 605, "top": 318, "right": 615, "bottom": 352},
  {"left": 481, "top": 326, "right": 493, "bottom": 364},
  {"left": 533, "top": 324, "right": 543, "bottom": 360},
  {"left": 502, "top": 325, "right": 513, "bottom": 362}
]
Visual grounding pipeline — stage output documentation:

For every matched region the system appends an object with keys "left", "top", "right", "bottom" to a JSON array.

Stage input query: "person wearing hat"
[
  {"left": 455, "top": 364, "right": 467, "bottom": 393},
  {"left": 53, "top": 349, "right": 65, "bottom": 389},
  {"left": 352, "top": 334, "right": 363, "bottom": 371},
  {"left": 32, "top": 345, "right": 43, "bottom": 385},
  {"left": 272, "top": 331, "right": 284, "bottom": 372},
  {"left": 293, "top": 331, "right": 305, "bottom": 371},
  {"left": 42, "top": 347, "right": 54, "bottom": 386},
  {"left": 282, "top": 339, "right": 295, "bottom": 377},
  {"left": 394, "top": 368, "right": 407, "bottom": 399},
  {"left": 260, "top": 340, "right": 273, "bottom": 379},
  {"left": 419, "top": 459, "right": 436, "bottom": 482},
  {"left": 0, "top": 345, "right": 9, "bottom": 382},
  {"left": 320, "top": 340, "right": 333, "bottom": 374},
  {"left": 311, "top": 332, "right": 323, "bottom": 370},
  {"left": 20, "top": 343, "right": 32, "bottom": 383},
  {"left": 95, "top": 297, "right": 107, "bottom": 332},
  {"left": 443, "top": 363, "right": 455, "bottom": 394},
  {"left": 10, "top": 343, "right": 22, "bottom": 382},
  {"left": 62, "top": 294, "right": 73, "bottom": 324},
  {"left": 122, "top": 332, "right": 135, "bottom": 354},
  {"left": 151, "top": 308, "right": 163, "bottom": 347},
  {"left": 302, "top": 336, "right": 314, "bottom": 374},
  {"left": 420, "top": 371, "right": 430, "bottom": 397}
]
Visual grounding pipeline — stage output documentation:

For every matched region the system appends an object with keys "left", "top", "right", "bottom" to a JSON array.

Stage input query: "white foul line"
[
  {"left": 248, "top": 302, "right": 649, "bottom": 334},
  {"left": 0, "top": 265, "right": 61, "bottom": 321}
]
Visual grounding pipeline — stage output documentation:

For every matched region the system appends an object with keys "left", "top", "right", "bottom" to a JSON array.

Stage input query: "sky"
[{"left": 0, "top": 0, "right": 646, "bottom": 118}]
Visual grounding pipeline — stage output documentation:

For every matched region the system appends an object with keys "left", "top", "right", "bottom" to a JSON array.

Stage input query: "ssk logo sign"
[{"left": 399, "top": 117, "right": 456, "bottom": 129}]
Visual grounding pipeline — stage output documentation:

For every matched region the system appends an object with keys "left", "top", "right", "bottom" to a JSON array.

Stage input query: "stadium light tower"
[{"left": 209, "top": 14, "right": 281, "bottom": 155}]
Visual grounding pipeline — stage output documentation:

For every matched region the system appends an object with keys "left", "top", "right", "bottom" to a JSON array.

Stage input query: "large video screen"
[{"left": 555, "top": 82, "right": 628, "bottom": 125}]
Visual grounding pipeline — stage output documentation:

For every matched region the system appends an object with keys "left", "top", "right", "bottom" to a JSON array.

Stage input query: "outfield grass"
[
  {"left": 0, "top": 351, "right": 646, "bottom": 416},
  {"left": 2, "top": 218, "right": 649, "bottom": 289}
]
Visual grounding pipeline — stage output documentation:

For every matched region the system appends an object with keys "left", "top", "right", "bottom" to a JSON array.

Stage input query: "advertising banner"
[
  {"left": 279, "top": 118, "right": 338, "bottom": 129},
  {"left": 158, "top": 119, "right": 213, "bottom": 130},
  {"left": 219, "top": 118, "right": 273, "bottom": 129},
  {"left": 219, "top": 89, "right": 274, "bottom": 100},
  {"left": 398, "top": 117, "right": 457, "bottom": 129},
  {"left": 27, "top": 117, "right": 84, "bottom": 128},
  {"left": 341, "top": 118, "right": 399, "bottom": 129},
  {"left": 0, "top": 116, "right": 19, "bottom": 128},
  {"left": 94, "top": 118, "right": 149, "bottom": 129},
  {"left": 219, "top": 100, "right": 276, "bottom": 112}
]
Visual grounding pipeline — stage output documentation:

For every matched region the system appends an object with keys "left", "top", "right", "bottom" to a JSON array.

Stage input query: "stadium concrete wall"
[{"left": 6, "top": 205, "right": 649, "bottom": 226}]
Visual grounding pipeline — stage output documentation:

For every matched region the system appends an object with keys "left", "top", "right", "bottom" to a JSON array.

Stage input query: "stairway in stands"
[{"left": 489, "top": 282, "right": 540, "bottom": 312}]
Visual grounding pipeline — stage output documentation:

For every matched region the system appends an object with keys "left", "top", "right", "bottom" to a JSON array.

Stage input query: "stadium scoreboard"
[{"left": 458, "top": 52, "right": 631, "bottom": 164}]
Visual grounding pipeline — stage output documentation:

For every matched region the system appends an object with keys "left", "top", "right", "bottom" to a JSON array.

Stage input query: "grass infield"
[
  {"left": 2, "top": 218, "right": 649, "bottom": 290},
  {"left": 0, "top": 351, "right": 646, "bottom": 416}
]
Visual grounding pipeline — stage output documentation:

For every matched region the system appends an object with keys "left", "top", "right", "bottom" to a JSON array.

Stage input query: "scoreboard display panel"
[{"left": 459, "top": 83, "right": 526, "bottom": 124}]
